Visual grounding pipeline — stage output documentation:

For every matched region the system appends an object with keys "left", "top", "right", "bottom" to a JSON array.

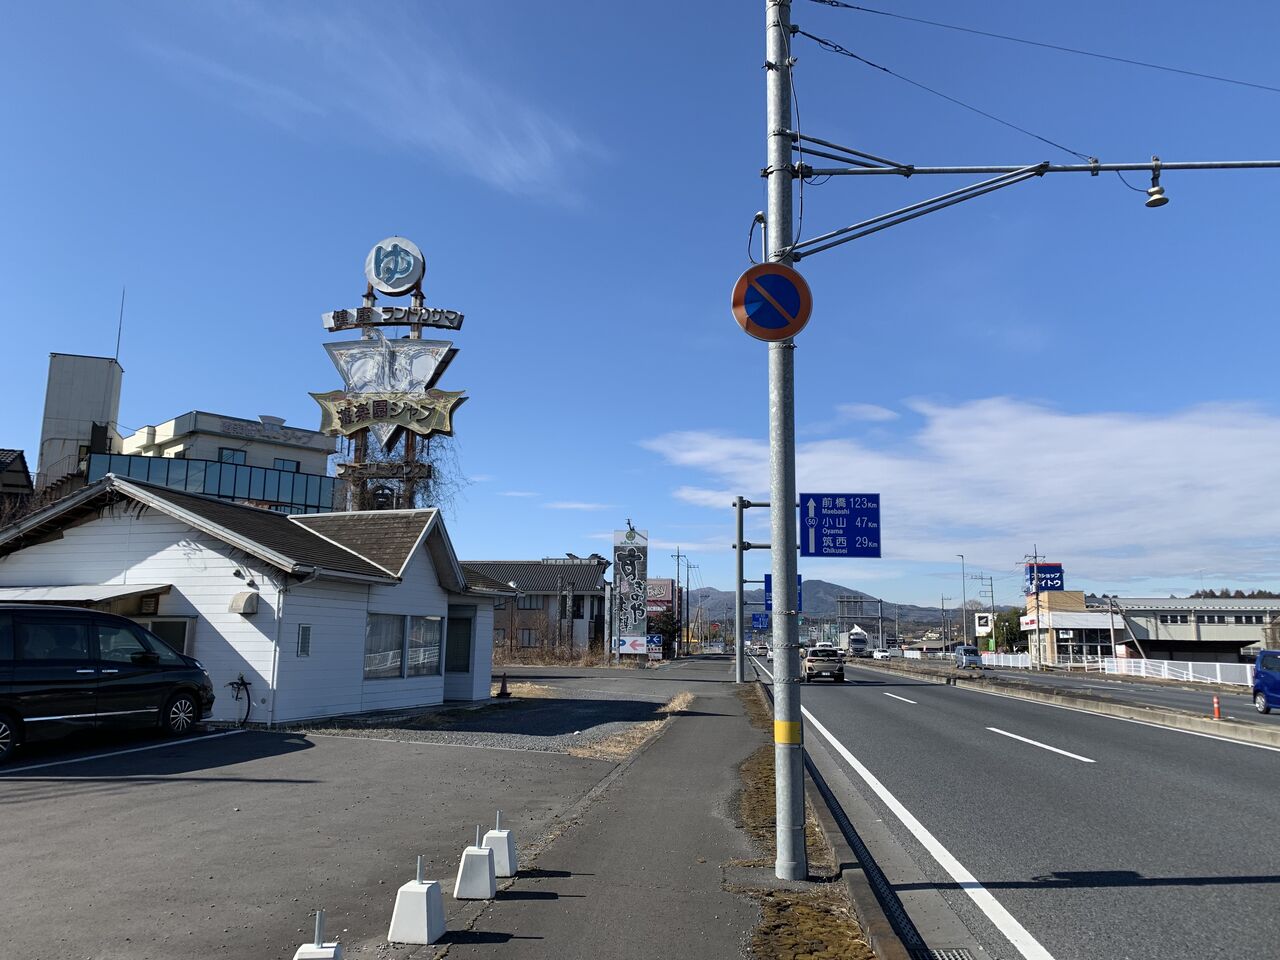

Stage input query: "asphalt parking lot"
[{"left": 0, "top": 719, "right": 618, "bottom": 959}]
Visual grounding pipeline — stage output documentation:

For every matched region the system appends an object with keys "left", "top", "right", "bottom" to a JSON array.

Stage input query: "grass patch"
[
  {"left": 567, "top": 690, "right": 695, "bottom": 761},
  {"left": 750, "top": 886, "right": 875, "bottom": 960}
]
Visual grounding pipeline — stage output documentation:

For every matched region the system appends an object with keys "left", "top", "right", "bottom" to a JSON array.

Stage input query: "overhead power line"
[
  {"left": 795, "top": 30, "right": 1092, "bottom": 161},
  {"left": 804, "top": 0, "right": 1280, "bottom": 96}
]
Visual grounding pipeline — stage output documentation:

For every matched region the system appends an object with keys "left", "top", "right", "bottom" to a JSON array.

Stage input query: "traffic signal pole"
[{"left": 765, "top": 0, "right": 807, "bottom": 882}]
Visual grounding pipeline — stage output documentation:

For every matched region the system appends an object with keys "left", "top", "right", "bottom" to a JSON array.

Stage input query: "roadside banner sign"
[
  {"left": 799, "top": 493, "right": 881, "bottom": 558},
  {"left": 617, "top": 636, "right": 648, "bottom": 655},
  {"left": 751, "top": 613, "right": 769, "bottom": 630},
  {"left": 763, "top": 574, "right": 802, "bottom": 613},
  {"left": 731, "top": 263, "right": 813, "bottom": 342},
  {"left": 1024, "top": 563, "right": 1065, "bottom": 594}
]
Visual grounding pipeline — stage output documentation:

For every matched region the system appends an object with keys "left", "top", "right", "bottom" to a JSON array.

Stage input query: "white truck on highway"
[{"left": 841, "top": 625, "right": 871, "bottom": 658}]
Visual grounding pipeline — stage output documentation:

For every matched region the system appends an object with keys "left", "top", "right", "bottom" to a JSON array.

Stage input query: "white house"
[{"left": 0, "top": 475, "right": 508, "bottom": 723}]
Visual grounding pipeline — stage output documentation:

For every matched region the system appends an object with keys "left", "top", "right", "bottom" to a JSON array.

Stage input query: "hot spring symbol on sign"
[{"left": 364, "top": 236, "right": 425, "bottom": 296}]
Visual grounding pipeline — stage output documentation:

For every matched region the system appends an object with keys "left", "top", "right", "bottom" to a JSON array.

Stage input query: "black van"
[{"left": 0, "top": 604, "right": 215, "bottom": 763}]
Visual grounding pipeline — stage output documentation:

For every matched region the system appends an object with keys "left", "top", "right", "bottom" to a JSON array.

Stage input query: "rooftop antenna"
[{"left": 114, "top": 286, "right": 126, "bottom": 362}]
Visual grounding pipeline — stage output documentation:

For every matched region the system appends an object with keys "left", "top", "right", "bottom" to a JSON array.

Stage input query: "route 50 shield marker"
[{"left": 731, "top": 263, "right": 813, "bottom": 341}]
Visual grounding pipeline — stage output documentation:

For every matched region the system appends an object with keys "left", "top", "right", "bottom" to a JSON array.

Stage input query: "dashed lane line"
[{"left": 987, "top": 726, "right": 1096, "bottom": 763}]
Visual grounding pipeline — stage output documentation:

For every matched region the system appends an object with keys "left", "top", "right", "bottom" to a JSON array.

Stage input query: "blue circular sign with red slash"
[{"left": 731, "top": 263, "right": 813, "bottom": 342}]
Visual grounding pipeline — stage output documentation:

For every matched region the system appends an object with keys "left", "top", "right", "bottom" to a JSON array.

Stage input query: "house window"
[
  {"left": 218, "top": 448, "right": 246, "bottom": 465},
  {"left": 572, "top": 595, "right": 584, "bottom": 620},
  {"left": 519, "top": 628, "right": 536, "bottom": 647},
  {"left": 273, "top": 458, "right": 300, "bottom": 473},
  {"left": 364, "top": 613, "right": 405, "bottom": 679},
  {"left": 297, "top": 624, "right": 312, "bottom": 657},
  {"left": 407, "top": 616, "right": 442, "bottom": 676},
  {"left": 495, "top": 628, "right": 506, "bottom": 644},
  {"left": 517, "top": 595, "right": 545, "bottom": 610},
  {"left": 494, "top": 597, "right": 507, "bottom": 609}
]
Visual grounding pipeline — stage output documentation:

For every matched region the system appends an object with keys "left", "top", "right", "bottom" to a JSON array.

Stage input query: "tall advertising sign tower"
[{"left": 313, "top": 237, "right": 467, "bottom": 509}]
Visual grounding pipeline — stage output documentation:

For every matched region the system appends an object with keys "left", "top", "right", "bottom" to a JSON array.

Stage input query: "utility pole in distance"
[{"left": 764, "top": 0, "right": 806, "bottom": 882}]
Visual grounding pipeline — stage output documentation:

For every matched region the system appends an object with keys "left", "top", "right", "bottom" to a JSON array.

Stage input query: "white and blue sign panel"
[
  {"left": 763, "top": 574, "right": 802, "bottom": 613},
  {"left": 799, "top": 493, "right": 881, "bottom": 558},
  {"left": 1025, "top": 563, "right": 1065, "bottom": 594},
  {"left": 751, "top": 613, "right": 769, "bottom": 630}
]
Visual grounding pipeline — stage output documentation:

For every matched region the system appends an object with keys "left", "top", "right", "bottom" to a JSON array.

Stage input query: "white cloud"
[
  {"left": 835, "top": 403, "right": 899, "bottom": 423},
  {"left": 544, "top": 502, "right": 612, "bottom": 511},
  {"left": 499, "top": 491, "right": 537, "bottom": 498},
  {"left": 643, "top": 398, "right": 1280, "bottom": 583},
  {"left": 133, "top": 5, "right": 602, "bottom": 200}
]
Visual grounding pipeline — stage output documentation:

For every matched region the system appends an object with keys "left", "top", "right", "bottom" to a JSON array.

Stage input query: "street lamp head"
[{"left": 1146, "top": 155, "right": 1169, "bottom": 208}]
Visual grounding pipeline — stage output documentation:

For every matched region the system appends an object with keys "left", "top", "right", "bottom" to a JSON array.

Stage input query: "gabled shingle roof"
[
  {"left": 0, "top": 450, "right": 24, "bottom": 471},
  {"left": 461, "top": 558, "right": 609, "bottom": 594},
  {"left": 0, "top": 476, "right": 393, "bottom": 581},
  {"left": 292, "top": 510, "right": 436, "bottom": 578},
  {"left": 460, "top": 565, "right": 521, "bottom": 595}
]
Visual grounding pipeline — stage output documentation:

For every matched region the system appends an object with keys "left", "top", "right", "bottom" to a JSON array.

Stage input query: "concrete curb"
[
  {"left": 852, "top": 659, "right": 1280, "bottom": 749},
  {"left": 802, "top": 758, "right": 912, "bottom": 960}
]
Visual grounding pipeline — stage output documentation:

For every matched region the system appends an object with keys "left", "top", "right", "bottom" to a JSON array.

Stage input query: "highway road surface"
[{"left": 751, "top": 657, "right": 1280, "bottom": 960}]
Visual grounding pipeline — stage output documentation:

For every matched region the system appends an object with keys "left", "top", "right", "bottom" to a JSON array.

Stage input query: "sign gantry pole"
[{"left": 765, "top": 0, "right": 807, "bottom": 883}]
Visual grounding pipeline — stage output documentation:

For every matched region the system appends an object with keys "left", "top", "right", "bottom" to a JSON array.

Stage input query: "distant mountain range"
[{"left": 687, "top": 578, "right": 1011, "bottom": 630}]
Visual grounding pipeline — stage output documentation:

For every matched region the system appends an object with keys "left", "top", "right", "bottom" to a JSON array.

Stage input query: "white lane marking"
[
  {"left": 987, "top": 727, "right": 1095, "bottom": 763},
  {"left": 803, "top": 707, "right": 1057, "bottom": 960},
  {"left": 751, "top": 656, "right": 774, "bottom": 680},
  {"left": 883, "top": 692, "right": 918, "bottom": 704},
  {"left": 0, "top": 729, "right": 245, "bottom": 775}
]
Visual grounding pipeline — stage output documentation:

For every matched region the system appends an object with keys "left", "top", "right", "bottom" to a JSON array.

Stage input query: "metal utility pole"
[
  {"left": 941, "top": 595, "right": 952, "bottom": 646},
  {"left": 765, "top": 0, "right": 806, "bottom": 883},
  {"left": 957, "top": 554, "right": 968, "bottom": 645},
  {"left": 734, "top": 498, "right": 746, "bottom": 682},
  {"left": 671, "top": 547, "right": 682, "bottom": 660},
  {"left": 1025, "top": 547, "right": 1044, "bottom": 666}
]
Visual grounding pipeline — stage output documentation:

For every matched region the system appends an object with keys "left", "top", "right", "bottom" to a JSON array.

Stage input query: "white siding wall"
[
  {"left": 272, "top": 578, "right": 370, "bottom": 722},
  {"left": 0, "top": 506, "right": 278, "bottom": 723}
]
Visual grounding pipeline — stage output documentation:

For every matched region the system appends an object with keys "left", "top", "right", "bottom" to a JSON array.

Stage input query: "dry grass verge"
[
  {"left": 751, "top": 887, "right": 874, "bottom": 960},
  {"left": 568, "top": 690, "right": 695, "bottom": 761},
  {"left": 488, "top": 680, "right": 558, "bottom": 699},
  {"left": 733, "top": 685, "right": 874, "bottom": 960}
]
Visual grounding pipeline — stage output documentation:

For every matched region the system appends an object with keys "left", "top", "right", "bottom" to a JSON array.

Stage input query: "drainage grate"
[{"left": 910, "top": 950, "right": 976, "bottom": 960}]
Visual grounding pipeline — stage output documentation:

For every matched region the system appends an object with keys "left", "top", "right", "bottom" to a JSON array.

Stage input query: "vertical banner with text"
[{"left": 613, "top": 528, "right": 649, "bottom": 651}]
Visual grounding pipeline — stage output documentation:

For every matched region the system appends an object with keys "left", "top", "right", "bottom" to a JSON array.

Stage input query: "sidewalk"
[{"left": 439, "top": 658, "right": 762, "bottom": 959}]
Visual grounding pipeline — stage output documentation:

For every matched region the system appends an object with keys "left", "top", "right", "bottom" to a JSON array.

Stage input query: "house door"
[{"left": 446, "top": 617, "right": 473, "bottom": 673}]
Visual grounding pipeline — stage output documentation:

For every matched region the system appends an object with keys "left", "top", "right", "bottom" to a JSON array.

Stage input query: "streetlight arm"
[
  {"left": 791, "top": 163, "right": 1047, "bottom": 260},
  {"left": 805, "top": 158, "right": 1280, "bottom": 177}
]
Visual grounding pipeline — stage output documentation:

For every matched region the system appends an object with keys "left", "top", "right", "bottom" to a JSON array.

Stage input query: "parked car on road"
[
  {"left": 0, "top": 604, "right": 215, "bottom": 764},
  {"left": 803, "top": 648, "right": 844, "bottom": 683},
  {"left": 1253, "top": 649, "right": 1280, "bottom": 714},
  {"left": 954, "top": 645, "right": 983, "bottom": 669}
]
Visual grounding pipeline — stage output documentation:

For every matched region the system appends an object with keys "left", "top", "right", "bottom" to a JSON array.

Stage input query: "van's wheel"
[
  {"left": 0, "top": 713, "right": 18, "bottom": 764},
  {"left": 162, "top": 693, "right": 199, "bottom": 735},
  {"left": 1256, "top": 693, "right": 1272, "bottom": 715}
]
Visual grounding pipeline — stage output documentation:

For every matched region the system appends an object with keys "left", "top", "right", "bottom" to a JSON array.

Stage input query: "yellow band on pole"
[{"left": 774, "top": 720, "right": 802, "bottom": 744}]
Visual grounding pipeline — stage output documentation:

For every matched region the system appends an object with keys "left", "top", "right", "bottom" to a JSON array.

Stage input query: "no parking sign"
[{"left": 731, "top": 263, "right": 813, "bottom": 342}]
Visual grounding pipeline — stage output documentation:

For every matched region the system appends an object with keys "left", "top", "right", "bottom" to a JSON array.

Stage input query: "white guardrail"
[{"left": 980, "top": 653, "right": 1255, "bottom": 687}]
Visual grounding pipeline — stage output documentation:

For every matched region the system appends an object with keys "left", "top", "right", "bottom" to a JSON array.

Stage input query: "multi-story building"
[
  {"left": 463, "top": 554, "right": 610, "bottom": 655},
  {"left": 105, "top": 411, "right": 339, "bottom": 513}
]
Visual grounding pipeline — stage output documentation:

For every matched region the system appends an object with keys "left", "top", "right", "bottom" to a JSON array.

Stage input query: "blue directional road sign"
[
  {"left": 763, "top": 574, "right": 802, "bottom": 613},
  {"left": 799, "top": 493, "right": 881, "bottom": 558},
  {"left": 751, "top": 613, "right": 769, "bottom": 630}
]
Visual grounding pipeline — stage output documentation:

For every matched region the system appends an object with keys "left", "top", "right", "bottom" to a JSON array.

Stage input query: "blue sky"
[{"left": 4, "top": 1, "right": 1280, "bottom": 608}]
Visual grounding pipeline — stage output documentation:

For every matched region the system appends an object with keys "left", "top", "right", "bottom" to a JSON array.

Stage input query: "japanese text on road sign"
[{"left": 799, "top": 494, "right": 881, "bottom": 558}]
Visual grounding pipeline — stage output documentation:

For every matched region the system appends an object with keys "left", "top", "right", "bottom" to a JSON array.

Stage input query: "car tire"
[
  {"left": 161, "top": 692, "right": 199, "bottom": 735},
  {"left": 0, "top": 712, "right": 18, "bottom": 765},
  {"left": 1256, "top": 692, "right": 1272, "bottom": 715}
]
